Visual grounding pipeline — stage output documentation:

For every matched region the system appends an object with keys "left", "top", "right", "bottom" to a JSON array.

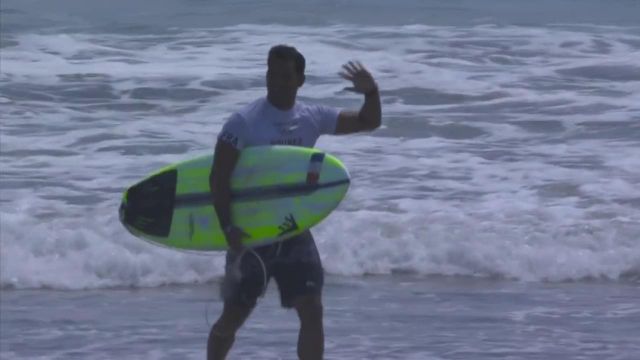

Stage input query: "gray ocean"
[{"left": 1, "top": 0, "right": 639, "bottom": 359}]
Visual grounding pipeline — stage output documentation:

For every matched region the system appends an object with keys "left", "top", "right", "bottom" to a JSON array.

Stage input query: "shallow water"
[{"left": 2, "top": 276, "right": 639, "bottom": 359}]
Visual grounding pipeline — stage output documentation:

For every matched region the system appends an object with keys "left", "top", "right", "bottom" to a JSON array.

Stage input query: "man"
[{"left": 208, "top": 44, "right": 381, "bottom": 360}]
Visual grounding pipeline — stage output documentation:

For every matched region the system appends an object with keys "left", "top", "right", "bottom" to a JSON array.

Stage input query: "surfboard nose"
[{"left": 119, "top": 169, "right": 177, "bottom": 237}]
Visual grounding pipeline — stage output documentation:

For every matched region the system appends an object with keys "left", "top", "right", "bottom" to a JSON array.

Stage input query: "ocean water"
[{"left": 1, "top": 0, "right": 639, "bottom": 359}]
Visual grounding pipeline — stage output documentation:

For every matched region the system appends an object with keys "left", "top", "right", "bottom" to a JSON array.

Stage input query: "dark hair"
[{"left": 268, "top": 45, "right": 305, "bottom": 76}]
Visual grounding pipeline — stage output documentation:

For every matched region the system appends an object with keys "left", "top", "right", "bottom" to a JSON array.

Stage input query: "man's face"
[{"left": 266, "top": 58, "right": 302, "bottom": 99}]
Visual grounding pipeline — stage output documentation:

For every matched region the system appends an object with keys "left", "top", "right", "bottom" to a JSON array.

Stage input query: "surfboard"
[{"left": 119, "top": 145, "right": 350, "bottom": 251}]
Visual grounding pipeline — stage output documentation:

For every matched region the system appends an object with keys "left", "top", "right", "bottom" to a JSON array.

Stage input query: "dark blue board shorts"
[{"left": 220, "top": 230, "right": 324, "bottom": 308}]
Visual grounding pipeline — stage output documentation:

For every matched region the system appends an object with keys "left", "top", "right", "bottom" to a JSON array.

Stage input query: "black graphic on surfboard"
[{"left": 278, "top": 214, "right": 299, "bottom": 236}]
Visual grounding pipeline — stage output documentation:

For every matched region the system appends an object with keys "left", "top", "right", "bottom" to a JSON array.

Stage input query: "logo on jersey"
[
  {"left": 275, "top": 120, "right": 300, "bottom": 133},
  {"left": 219, "top": 131, "right": 239, "bottom": 148},
  {"left": 271, "top": 138, "right": 302, "bottom": 146}
]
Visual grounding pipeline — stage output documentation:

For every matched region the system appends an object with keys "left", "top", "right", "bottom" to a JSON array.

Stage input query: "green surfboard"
[{"left": 119, "top": 146, "right": 350, "bottom": 251}]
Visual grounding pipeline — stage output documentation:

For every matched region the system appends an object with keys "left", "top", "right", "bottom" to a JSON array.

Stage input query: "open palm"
[{"left": 339, "top": 61, "right": 377, "bottom": 94}]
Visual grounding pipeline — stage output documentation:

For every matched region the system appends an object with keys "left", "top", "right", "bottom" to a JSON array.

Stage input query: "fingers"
[
  {"left": 343, "top": 61, "right": 357, "bottom": 74},
  {"left": 237, "top": 227, "right": 250, "bottom": 239},
  {"left": 231, "top": 227, "right": 250, "bottom": 239},
  {"left": 340, "top": 60, "right": 370, "bottom": 77},
  {"left": 339, "top": 71, "right": 353, "bottom": 81},
  {"left": 339, "top": 61, "right": 374, "bottom": 90},
  {"left": 342, "top": 61, "right": 362, "bottom": 75},
  {"left": 355, "top": 61, "right": 368, "bottom": 73}
]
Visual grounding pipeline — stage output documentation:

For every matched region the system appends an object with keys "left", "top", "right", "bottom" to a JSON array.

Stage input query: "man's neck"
[{"left": 267, "top": 94, "right": 296, "bottom": 111}]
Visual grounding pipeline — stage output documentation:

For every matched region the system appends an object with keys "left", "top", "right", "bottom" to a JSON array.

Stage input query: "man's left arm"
[{"left": 335, "top": 61, "right": 382, "bottom": 135}]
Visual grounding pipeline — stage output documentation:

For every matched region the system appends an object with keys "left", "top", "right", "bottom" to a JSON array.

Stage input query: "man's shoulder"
[
  {"left": 295, "top": 100, "right": 320, "bottom": 112},
  {"left": 295, "top": 100, "right": 338, "bottom": 117},
  {"left": 222, "top": 98, "right": 265, "bottom": 130},
  {"left": 295, "top": 101, "right": 341, "bottom": 122},
  {"left": 235, "top": 97, "right": 267, "bottom": 121}
]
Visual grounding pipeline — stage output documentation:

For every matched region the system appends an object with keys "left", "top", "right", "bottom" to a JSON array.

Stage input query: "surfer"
[{"left": 208, "top": 44, "right": 381, "bottom": 360}]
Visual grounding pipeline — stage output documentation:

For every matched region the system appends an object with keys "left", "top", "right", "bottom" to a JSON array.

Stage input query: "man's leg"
[
  {"left": 208, "top": 246, "right": 272, "bottom": 360},
  {"left": 272, "top": 231, "right": 325, "bottom": 360},
  {"left": 207, "top": 302, "right": 253, "bottom": 360},
  {"left": 293, "top": 294, "right": 324, "bottom": 360}
]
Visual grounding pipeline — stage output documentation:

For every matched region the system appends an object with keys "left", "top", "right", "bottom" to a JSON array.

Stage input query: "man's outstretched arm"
[{"left": 335, "top": 61, "right": 381, "bottom": 134}]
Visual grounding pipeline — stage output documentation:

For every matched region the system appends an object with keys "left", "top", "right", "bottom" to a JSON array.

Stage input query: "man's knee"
[
  {"left": 211, "top": 321, "right": 234, "bottom": 339},
  {"left": 294, "top": 295, "right": 323, "bottom": 324},
  {"left": 212, "top": 303, "right": 254, "bottom": 336}
]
